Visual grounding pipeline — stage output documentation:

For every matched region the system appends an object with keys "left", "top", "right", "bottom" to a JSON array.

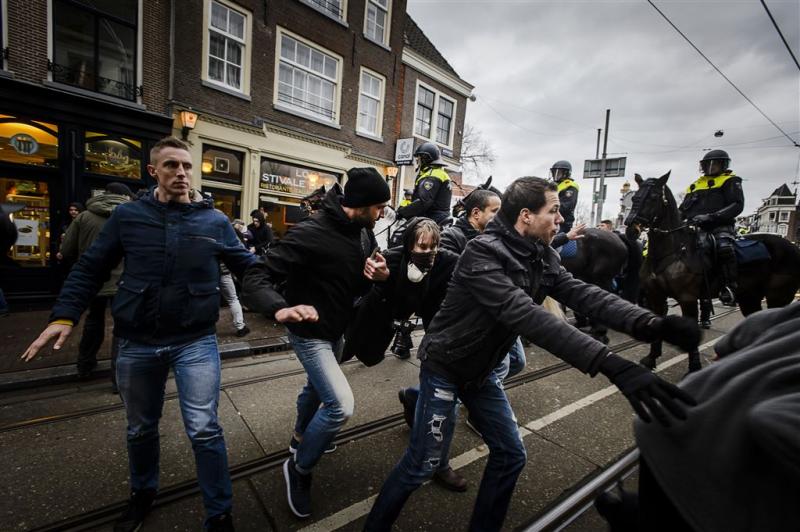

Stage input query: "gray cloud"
[{"left": 408, "top": 0, "right": 800, "bottom": 220}]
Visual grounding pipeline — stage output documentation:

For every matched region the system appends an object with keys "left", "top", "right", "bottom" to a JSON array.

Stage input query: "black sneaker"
[
  {"left": 397, "top": 389, "right": 416, "bottom": 428},
  {"left": 283, "top": 458, "right": 312, "bottom": 518},
  {"left": 113, "top": 489, "right": 156, "bottom": 532},
  {"left": 207, "top": 512, "right": 235, "bottom": 532},
  {"left": 289, "top": 436, "right": 336, "bottom": 455},
  {"left": 719, "top": 286, "right": 737, "bottom": 307},
  {"left": 235, "top": 325, "right": 251, "bottom": 338}
]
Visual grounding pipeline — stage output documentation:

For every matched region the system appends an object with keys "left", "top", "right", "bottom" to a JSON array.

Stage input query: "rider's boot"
[
  {"left": 699, "top": 298, "right": 713, "bottom": 329},
  {"left": 718, "top": 246, "right": 738, "bottom": 307}
]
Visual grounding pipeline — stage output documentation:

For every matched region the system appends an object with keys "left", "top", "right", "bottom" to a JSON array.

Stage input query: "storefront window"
[
  {"left": 84, "top": 132, "right": 142, "bottom": 179},
  {"left": 1, "top": 178, "right": 51, "bottom": 267},
  {"left": 202, "top": 144, "right": 243, "bottom": 185},
  {"left": 202, "top": 186, "right": 240, "bottom": 220},
  {"left": 0, "top": 115, "right": 59, "bottom": 167},
  {"left": 259, "top": 158, "right": 339, "bottom": 197}
]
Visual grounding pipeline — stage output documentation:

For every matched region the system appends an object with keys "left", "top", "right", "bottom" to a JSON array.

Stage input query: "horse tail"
[{"left": 619, "top": 233, "right": 642, "bottom": 303}]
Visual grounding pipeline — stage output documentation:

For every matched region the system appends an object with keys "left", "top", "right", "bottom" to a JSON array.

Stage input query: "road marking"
[{"left": 299, "top": 339, "right": 718, "bottom": 532}]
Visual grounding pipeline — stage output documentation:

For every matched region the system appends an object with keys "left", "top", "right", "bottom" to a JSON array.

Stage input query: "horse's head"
[
  {"left": 452, "top": 175, "right": 502, "bottom": 217},
  {"left": 624, "top": 170, "right": 671, "bottom": 239},
  {"left": 300, "top": 185, "right": 327, "bottom": 216}
]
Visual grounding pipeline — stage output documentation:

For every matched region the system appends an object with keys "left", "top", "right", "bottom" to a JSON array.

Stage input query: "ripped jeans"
[{"left": 365, "top": 366, "right": 527, "bottom": 532}]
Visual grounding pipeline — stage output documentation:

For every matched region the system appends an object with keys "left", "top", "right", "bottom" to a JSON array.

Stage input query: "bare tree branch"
[{"left": 459, "top": 122, "right": 496, "bottom": 184}]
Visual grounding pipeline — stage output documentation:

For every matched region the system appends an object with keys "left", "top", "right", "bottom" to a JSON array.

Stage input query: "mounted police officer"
[
  {"left": 679, "top": 149, "right": 744, "bottom": 306},
  {"left": 550, "top": 160, "right": 578, "bottom": 235},
  {"left": 398, "top": 189, "right": 413, "bottom": 208},
  {"left": 397, "top": 142, "right": 452, "bottom": 225}
]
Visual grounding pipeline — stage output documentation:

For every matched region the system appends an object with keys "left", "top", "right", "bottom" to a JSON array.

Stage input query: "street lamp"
[
  {"left": 385, "top": 166, "right": 399, "bottom": 182},
  {"left": 714, "top": 130, "right": 724, "bottom": 138},
  {"left": 179, "top": 109, "right": 199, "bottom": 140}
]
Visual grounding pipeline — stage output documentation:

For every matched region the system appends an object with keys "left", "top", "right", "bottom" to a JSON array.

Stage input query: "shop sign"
[
  {"left": 9, "top": 134, "right": 39, "bottom": 155},
  {"left": 395, "top": 138, "right": 414, "bottom": 165},
  {"left": 260, "top": 158, "right": 339, "bottom": 196}
]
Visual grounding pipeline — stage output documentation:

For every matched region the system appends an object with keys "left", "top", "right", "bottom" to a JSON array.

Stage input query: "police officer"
[
  {"left": 679, "top": 149, "right": 744, "bottom": 306},
  {"left": 550, "top": 160, "right": 578, "bottom": 235},
  {"left": 397, "top": 142, "right": 452, "bottom": 225},
  {"left": 398, "top": 189, "right": 413, "bottom": 208}
]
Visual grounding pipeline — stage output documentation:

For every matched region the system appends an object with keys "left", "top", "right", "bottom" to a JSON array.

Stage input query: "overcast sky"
[{"left": 408, "top": 0, "right": 800, "bottom": 222}]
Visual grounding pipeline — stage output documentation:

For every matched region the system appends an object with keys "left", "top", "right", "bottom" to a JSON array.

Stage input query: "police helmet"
[
  {"left": 550, "top": 160, "right": 572, "bottom": 180},
  {"left": 414, "top": 142, "right": 446, "bottom": 167},
  {"left": 403, "top": 189, "right": 413, "bottom": 197},
  {"left": 700, "top": 149, "right": 730, "bottom": 174}
]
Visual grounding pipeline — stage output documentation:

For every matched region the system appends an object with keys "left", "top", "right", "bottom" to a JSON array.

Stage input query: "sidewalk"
[{"left": 0, "top": 306, "right": 289, "bottom": 391}]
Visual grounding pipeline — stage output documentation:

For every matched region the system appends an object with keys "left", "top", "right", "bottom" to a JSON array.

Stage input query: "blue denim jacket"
[{"left": 51, "top": 190, "right": 257, "bottom": 345}]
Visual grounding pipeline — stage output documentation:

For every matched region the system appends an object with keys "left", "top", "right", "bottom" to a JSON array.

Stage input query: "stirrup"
[{"left": 719, "top": 286, "right": 737, "bottom": 307}]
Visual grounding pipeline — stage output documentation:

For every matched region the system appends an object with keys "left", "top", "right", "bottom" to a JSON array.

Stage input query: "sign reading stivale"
[{"left": 259, "top": 158, "right": 340, "bottom": 196}]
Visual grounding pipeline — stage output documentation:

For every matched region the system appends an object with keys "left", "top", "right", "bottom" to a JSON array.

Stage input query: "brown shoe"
[{"left": 433, "top": 467, "right": 468, "bottom": 492}]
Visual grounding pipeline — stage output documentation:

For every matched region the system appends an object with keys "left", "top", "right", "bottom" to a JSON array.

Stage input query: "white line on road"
[{"left": 299, "top": 339, "right": 719, "bottom": 532}]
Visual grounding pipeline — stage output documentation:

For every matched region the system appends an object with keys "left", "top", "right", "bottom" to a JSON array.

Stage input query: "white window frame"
[
  {"left": 412, "top": 80, "right": 457, "bottom": 149},
  {"left": 363, "top": 0, "right": 391, "bottom": 48},
  {"left": 1, "top": 0, "right": 8, "bottom": 71},
  {"left": 273, "top": 27, "right": 343, "bottom": 127},
  {"left": 297, "top": 0, "right": 348, "bottom": 25},
  {"left": 202, "top": 0, "right": 253, "bottom": 97},
  {"left": 356, "top": 67, "right": 385, "bottom": 140},
  {"left": 779, "top": 211, "right": 789, "bottom": 222}
]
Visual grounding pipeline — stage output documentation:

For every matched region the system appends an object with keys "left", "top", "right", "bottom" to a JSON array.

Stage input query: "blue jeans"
[
  {"left": 366, "top": 366, "right": 527, "bottom": 532},
  {"left": 116, "top": 334, "right": 232, "bottom": 524},
  {"left": 495, "top": 337, "right": 526, "bottom": 382},
  {"left": 289, "top": 332, "right": 353, "bottom": 472}
]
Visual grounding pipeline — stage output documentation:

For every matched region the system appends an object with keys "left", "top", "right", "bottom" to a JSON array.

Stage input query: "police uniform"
[
  {"left": 556, "top": 178, "right": 579, "bottom": 235},
  {"left": 679, "top": 170, "right": 744, "bottom": 298},
  {"left": 396, "top": 166, "right": 452, "bottom": 225}
]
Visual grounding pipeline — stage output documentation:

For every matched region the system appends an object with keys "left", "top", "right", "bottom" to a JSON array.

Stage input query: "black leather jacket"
[
  {"left": 419, "top": 214, "right": 653, "bottom": 389},
  {"left": 679, "top": 173, "right": 744, "bottom": 228}
]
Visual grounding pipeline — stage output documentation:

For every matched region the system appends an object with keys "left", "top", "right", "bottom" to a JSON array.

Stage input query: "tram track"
[{"left": 26, "top": 308, "right": 740, "bottom": 532}]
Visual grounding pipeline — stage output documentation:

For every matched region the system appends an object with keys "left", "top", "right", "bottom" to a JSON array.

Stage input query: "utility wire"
[
  {"left": 760, "top": 0, "right": 800, "bottom": 72},
  {"left": 646, "top": 0, "right": 800, "bottom": 148}
]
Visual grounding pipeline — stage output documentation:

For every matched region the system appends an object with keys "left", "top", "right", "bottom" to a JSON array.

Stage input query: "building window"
[
  {"left": 276, "top": 30, "right": 340, "bottom": 122},
  {"left": 357, "top": 69, "right": 384, "bottom": 137},
  {"left": 207, "top": 0, "right": 246, "bottom": 91},
  {"left": 1, "top": 0, "right": 6, "bottom": 70},
  {"left": 780, "top": 211, "right": 789, "bottom": 222},
  {"left": 769, "top": 212, "right": 776, "bottom": 221},
  {"left": 299, "top": 0, "right": 345, "bottom": 21},
  {"left": 202, "top": 185, "right": 241, "bottom": 220},
  {"left": 84, "top": 132, "right": 142, "bottom": 179},
  {"left": 51, "top": 0, "right": 139, "bottom": 101},
  {"left": 2, "top": 179, "right": 51, "bottom": 267},
  {"left": 414, "top": 82, "right": 457, "bottom": 148},
  {"left": 364, "top": 0, "right": 389, "bottom": 46},
  {"left": 202, "top": 144, "right": 244, "bottom": 185},
  {"left": 0, "top": 115, "right": 59, "bottom": 167}
]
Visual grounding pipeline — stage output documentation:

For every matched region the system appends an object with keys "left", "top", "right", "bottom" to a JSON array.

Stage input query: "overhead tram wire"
[
  {"left": 646, "top": 0, "right": 800, "bottom": 148},
  {"left": 479, "top": 98, "right": 591, "bottom": 138},
  {"left": 761, "top": 0, "right": 800, "bottom": 72}
]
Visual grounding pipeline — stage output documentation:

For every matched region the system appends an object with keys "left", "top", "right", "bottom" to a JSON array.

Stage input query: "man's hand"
[
  {"left": 599, "top": 353, "right": 697, "bottom": 427},
  {"left": 21, "top": 323, "right": 74, "bottom": 362},
  {"left": 691, "top": 214, "right": 714, "bottom": 226},
  {"left": 364, "top": 252, "right": 389, "bottom": 281},
  {"left": 633, "top": 315, "right": 701, "bottom": 353},
  {"left": 567, "top": 223, "right": 587, "bottom": 241},
  {"left": 275, "top": 305, "right": 319, "bottom": 323}
]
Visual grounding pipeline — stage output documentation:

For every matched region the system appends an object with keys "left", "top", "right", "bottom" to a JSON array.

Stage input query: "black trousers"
[{"left": 77, "top": 296, "right": 109, "bottom": 372}]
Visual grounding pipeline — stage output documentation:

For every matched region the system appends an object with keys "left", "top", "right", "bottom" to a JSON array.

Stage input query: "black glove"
[
  {"left": 691, "top": 214, "right": 714, "bottom": 226},
  {"left": 599, "top": 352, "right": 697, "bottom": 427},
  {"left": 633, "top": 315, "right": 701, "bottom": 353}
]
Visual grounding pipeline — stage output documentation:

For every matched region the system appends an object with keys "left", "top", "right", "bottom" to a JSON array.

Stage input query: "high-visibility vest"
[
  {"left": 415, "top": 167, "right": 450, "bottom": 186},
  {"left": 557, "top": 178, "right": 579, "bottom": 193},
  {"left": 399, "top": 199, "right": 412, "bottom": 208},
  {"left": 685, "top": 172, "right": 736, "bottom": 195}
]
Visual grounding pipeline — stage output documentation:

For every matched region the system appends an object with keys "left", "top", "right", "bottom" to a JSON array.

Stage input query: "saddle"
[{"left": 734, "top": 238, "right": 770, "bottom": 264}]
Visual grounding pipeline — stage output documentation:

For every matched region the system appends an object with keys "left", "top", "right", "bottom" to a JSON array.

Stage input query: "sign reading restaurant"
[{"left": 260, "top": 158, "right": 340, "bottom": 196}]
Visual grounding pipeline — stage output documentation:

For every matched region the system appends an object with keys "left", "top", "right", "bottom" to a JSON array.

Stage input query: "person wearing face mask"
[
  {"left": 241, "top": 167, "right": 390, "bottom": 519},
  {"left": 364, "top": 176, "right": 702, "bottom": 532}
]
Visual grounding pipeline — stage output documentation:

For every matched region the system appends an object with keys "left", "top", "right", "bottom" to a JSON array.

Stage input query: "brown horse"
[{"left": 625, "top": 171, "right": 800, "bottom": 372}]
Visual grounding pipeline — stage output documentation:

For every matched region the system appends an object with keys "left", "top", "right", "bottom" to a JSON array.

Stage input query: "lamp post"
[{"left": 179, "top": 109, "right": 199, "bottom": 140}]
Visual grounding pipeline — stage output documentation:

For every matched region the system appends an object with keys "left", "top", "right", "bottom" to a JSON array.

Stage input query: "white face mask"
[{"left": 406, "top": 262, "right": 428, "bottom": 283}]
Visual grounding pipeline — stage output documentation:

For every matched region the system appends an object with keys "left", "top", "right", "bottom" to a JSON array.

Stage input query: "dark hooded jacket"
[
  {"left": 50, "top": 187, "right": 257, "bottom": 344},
  {"left": 342, "top": 218, "right": 459, "bottom": 364},
  {"left": 241, "top": 184, "right": 377, "bottom": 341},
  {"left": 419, "top": 213, "right": 653, "bottom": 389},
  {"left": 60, "top": 192, "right": 129, "bottom": 296},
  {"left": 440, "top": 216, "right": 479, "bottom": 255},
  {"left": 635, "top": 302, "right": 800, "bottom": 532},
  {"left": 248, "top": 211, "right": 273, "bottom": 254}
]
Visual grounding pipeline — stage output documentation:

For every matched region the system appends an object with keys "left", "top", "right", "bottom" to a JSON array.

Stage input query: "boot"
[
  {"left": 699, "top": 299, "right": 713, "bottom": 329},
  {"left": 390, "top": 322, "right": 413, "bottom": 359},
  {"left": 718, "top": 251, "right": 738, "bottom": 307}
]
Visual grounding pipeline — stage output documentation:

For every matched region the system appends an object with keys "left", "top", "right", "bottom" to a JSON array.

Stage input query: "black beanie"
[
  {"left": 341, "top": 167, "right": 391, "bottom": 208},
  {"left": 106, "top": 182, "right": 134, "bottom": 198}
]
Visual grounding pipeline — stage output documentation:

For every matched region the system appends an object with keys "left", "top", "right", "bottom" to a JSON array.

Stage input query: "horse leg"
[
  {"left": 640, "top": 295, "right": 667, "bottom": 370},
  {"left": 678, "top": 300, "right": 702, "bottom": 373},
  {"left": 699, "top": 298, "right": 713, "bottom": 329}
]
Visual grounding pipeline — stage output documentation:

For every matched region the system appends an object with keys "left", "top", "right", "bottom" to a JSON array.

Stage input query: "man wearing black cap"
[{"left": 242, "top": 167, "right": 390, "bottom": 519}]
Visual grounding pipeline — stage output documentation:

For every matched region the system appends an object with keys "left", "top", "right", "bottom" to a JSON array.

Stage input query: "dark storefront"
[
  {"left": 0, "top": 78, "right": 172, "bottom": 301},
  {"left": 258, "top": 158, "right": 340, "bottom": 238}
]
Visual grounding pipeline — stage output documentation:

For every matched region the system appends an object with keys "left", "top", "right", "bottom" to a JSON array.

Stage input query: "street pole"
[
  {"left": 596, "top": 109, "right": 611, "bottom": 227},
  {"left": 590, "top": 128, "right": 601, "bottom": 224}
]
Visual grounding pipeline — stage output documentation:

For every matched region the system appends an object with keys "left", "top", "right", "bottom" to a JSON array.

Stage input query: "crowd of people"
[{"left": 9, "top": 136, "right": 796, "bottom": 532}]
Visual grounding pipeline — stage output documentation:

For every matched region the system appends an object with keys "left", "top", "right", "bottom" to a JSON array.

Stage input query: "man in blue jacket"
[{"left": 21, "top": 137, "right": 256, "bottom": 532}]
